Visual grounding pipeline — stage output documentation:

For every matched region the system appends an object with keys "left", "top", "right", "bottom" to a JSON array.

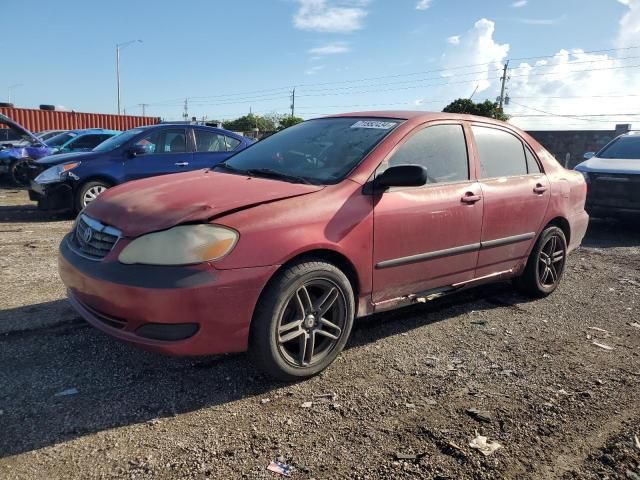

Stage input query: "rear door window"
[
  {"left": 387, "top": 124, "right": 469, "bottom": 183},
  {"left": 472, "top": 126, "right": 528, "bottom": 178}
]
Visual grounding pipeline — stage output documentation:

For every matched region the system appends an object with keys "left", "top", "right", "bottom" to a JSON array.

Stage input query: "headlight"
[
  {"left": 34, "top": 162, "right": 81, "bottom": 184},
  {"left": 118, "top": 224, "right": 239, "bottom": 265}
]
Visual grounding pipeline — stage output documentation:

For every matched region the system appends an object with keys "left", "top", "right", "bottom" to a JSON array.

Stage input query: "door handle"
[
  {"left": 533, "top": 183, "right": 548, "bottom": 194},
  {"left": 461, "top": 193, "right": 482, "bottom": 204},
  {"left": 174, "top": 162, "right": 189, "bottom": 167}
]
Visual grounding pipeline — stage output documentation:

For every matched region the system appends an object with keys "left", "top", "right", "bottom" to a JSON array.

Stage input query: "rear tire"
[
  {"left": 249, "top": 260, "right": 355, "bottom": 381},
  {"left": 75, "top": 180, "right": 111, "bottom": 213},
  {"left": 515, "top": 226, "right": 567, "bottom": 298}
]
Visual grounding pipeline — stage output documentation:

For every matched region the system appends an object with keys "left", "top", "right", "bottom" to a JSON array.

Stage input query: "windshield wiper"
[{"left": 245, "top": 168, "right": 315, "bottom": 185}]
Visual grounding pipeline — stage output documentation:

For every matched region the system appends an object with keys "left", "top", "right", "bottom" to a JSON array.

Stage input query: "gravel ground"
[{"left": 0, "top": 187, "right": 639, "bottom": 479}]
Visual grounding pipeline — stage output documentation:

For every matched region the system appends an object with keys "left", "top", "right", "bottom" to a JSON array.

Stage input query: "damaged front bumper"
[{"left": 29, "top": 180, "right": 74, "bottom": 211}]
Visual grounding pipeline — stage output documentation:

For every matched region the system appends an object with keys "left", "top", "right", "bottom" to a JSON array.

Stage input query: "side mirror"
[
  {"left": 127, "top": 144, "right": 149, "bottom": 158},
  {"left": 583, "top": 152, "right": 595, "bottom": 160},
  {"left": 375, "top": 164, "right": 428, "bottom": 190}
]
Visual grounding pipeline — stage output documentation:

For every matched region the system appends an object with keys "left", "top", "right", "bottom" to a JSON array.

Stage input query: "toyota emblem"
[{"left": 83, "top": 227, "right": 94, "bottom": 244}]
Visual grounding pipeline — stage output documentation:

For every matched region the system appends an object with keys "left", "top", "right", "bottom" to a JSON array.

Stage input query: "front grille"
[
  {"left": 70, "top": 214, "right": 121, "bottom": 260},
  {"left": 82, "top": 301, "right": 128, "bottom": 330},
  {"left": 588, "top": 173, "right": 640, "bottom": 208}
]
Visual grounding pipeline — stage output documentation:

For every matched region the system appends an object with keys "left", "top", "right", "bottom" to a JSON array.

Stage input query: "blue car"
[
  {"left": 42, "top": 129, "right": 121, "bottom": 155},
  {"left": 29, "top": 124, "right": 254, "bottom": 213}
]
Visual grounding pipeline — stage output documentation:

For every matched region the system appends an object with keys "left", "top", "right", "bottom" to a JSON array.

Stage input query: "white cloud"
[
  {"left": 416, "top": 0, "right": 432, "bottom": 10},
  {"left": 617, "top": 0, "right": 640, "bottom": 46},
  {"left": 293, "top": 0, "right": 369, "bottom": 33},
  {"left": 518, "top": 15, "right": 566, "bottom": 25},
  {"left": 308, "top": 42, "right": 350, "bottom": 55},
  {"left": 441, "top": 19, "right": 509, "bottom": 92},
  {"left": 305, "top": 65, "right": 326, "bottom": 75},
  {"left": 414, "top": 98, "right": 424, "bottom": 106},
  {"left": 511, "top": 0, "right": 527, "bottom": 7},
  {"left": 447, "top": 35, "right": 460, "bottom": 45}
]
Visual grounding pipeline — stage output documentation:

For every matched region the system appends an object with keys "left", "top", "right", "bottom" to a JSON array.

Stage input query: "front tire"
[
  {"left": 9, "top": 159, "right": 32, "bottom": 186},
  {"left": 249, "top": 260, "right": 355, "bottom": 381},
  {"left": 75, "top": 180, "right": 111, "bottom": 213},
  {"left": 515, "top": 226, "right": 567, "bottom": 297}
]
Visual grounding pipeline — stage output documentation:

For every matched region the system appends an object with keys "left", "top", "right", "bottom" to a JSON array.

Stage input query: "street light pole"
[
  {"left": 116, "top": 40, "right": 142, "bottom": 115},
  {"left": 8, "top": 83, "right": 23, "bottom": 104}
]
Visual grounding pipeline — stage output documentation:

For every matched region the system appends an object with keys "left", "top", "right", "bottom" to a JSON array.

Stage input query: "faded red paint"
[
  {"left": 59, "top": 111, "right": 589, "bottom": 357},
  {"left": 0, "top": 107, "right": 159, "bottom": 133}
]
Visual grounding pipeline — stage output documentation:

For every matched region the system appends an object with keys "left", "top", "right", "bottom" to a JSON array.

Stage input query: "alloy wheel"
[
  {"left": 82, "top": 185, "right": 107, "bottom": 208},
  {"left": 537, "top": 234, "right": 565, "bottom": 287},
  {"left": 276, "top": 279, "right": 347, "bottom": 368}
]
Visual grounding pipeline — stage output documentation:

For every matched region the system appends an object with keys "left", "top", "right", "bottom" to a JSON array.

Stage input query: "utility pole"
[
  {"left": 498, "top": 60, "right": 510, "bottom": 111},
  {"left": 116, "top": 39, "right": 142, "bottom": 115},
  {"left": 290, "top": 87, "right": 296, "bottom": 118},
  {"left": 138, "top": 103, "right": 148, "bottom": 117},
  {"left": 183, "top": 98, "right": 189, "bottom": 121}
]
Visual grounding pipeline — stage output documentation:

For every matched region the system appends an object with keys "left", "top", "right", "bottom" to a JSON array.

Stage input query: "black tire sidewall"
[
  {"left": 251, "top": 261, "right": 355, "bottom": 381},
  {"left": 9, "top": 159, "right": 32, "bottom": 186}
]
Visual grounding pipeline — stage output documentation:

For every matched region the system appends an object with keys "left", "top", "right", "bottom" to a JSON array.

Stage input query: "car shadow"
[
  {"left": 0, "top": 282, "right": 523, "bottom": 458},
  {"left": 0, "top": 203, "right": 72, "bottom": 223},
  {"left": 582, "top": 217, "right": 640, "bottom": 248}
]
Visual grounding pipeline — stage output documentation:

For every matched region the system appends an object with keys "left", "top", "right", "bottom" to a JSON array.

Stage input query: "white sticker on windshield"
[{"left": 350, "top": 120, "right": 396, "bottom": 130}]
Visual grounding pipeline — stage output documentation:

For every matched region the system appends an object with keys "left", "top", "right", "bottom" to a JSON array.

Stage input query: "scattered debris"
[
  {"left": 394, "top": 452, "right": 427, "bottom": 462},
  {"left": 466, "top": 408, "right": 492, "bottom": 423},
  {"left": 301, "top": 401, "right": 313, "bottom": 409},
  {"left": 592, "top": 341, "right": 614, "bottom": 351},
  {"left": 313, "top": 392, "right": 337, "bottom": 400},
  {"left": 587, "top": 326, "right": 611, "bottom": 335},
  {"left": 469, "top": 433, "right": 502, "bottom": 456},
  {"left": 266, "top": 460, "right": 291, "bottom": 477},
  {"left": 470, "top": 319, "right": 488, "bottom": 325},
  {"left": 634, "top": 435, "right": 640, "bottom": 450},
  {"left": 629, "top": 322, "right": 640, "bottom": 329},
  {"left": 405, "top": 403, "right": 416, "bottom": 409},
  {"left": 260, "top": 398, "right": 270, "bottom": 405},
  {"left": 54, "top": 388, "right": 78, "bottom": 397}
]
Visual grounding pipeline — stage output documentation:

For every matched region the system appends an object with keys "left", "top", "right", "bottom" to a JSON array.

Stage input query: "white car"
[{"left": 575, "top": 131, "right": 640, "bottom": 217}]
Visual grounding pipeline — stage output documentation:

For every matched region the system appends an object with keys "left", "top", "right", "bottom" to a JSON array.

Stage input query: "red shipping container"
[{"left": 0, "top": 107, "right": 160, "bottom": 133}]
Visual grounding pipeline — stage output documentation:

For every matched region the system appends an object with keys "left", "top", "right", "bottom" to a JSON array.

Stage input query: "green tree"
[
  {"left": 277, "top": 115, "right": 304, "bottom": 130},
  {"left": 222, "top": 114, "right": 277, "bottom": 132},
  {"left": 442, "top": 98, "right": 509, "bottom": 121}
]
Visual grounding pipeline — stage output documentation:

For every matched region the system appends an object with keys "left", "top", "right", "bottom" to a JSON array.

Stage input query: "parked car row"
[
  {"left": 56, "top": 111, "right": 589, "bottom": 380},
  {"left": 0, "top": 114, "right": 120, "bottom": 185}
]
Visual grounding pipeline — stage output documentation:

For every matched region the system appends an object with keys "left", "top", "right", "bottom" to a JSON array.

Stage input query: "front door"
[
  {"left": 470, "top": 124, "right": 551, "bottom": 277},
  {"left": 372, "top": 123, "right": 483, "bottom": 304},
  {"left": 124, "top": 127, "right": 192, "bottom": 181}
]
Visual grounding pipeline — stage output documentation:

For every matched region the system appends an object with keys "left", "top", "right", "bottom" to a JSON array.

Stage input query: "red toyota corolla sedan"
[{"left": 59, "top": 112, "right": 588, "bottom": 380}]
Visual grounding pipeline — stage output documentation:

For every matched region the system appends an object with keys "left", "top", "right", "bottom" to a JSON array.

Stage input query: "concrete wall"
[{"left": 527, "top": 124, "right": 631, "bottom": 169}]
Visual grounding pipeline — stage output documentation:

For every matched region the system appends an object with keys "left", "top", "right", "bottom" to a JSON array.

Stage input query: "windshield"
[
  {"left": 598, "top": 136, "right": 640, "bottom": 159},
  {"left": 46, "top": 132, "right": 77, "bottom": 147},
  {"left": 92, "top": 128, "right": 146, "bottom": 152},
  {"left": 217, "top": 117, "right": 401, "bottom": 184}
]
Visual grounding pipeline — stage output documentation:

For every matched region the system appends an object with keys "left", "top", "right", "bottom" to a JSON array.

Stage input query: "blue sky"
[{"left": 2, "top": 0, "right": 638, "bottom": 129}]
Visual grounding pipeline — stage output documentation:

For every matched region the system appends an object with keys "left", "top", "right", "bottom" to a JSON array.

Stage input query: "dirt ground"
[{"left": 0, "top": 187, "right": 638, "bottom": 480}]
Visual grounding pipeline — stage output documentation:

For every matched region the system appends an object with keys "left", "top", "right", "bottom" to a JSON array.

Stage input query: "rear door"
[
  {"left": 372, "top": 122, "right": 483, "bottom": 304},
  {"left": 123, "top": 127, "right": 192, "bottom": 181},
  {"left": 471, "top": 124, "right": 550, "bottom": 277},
  {"left": 191, "top": 129, "right": 241, "bottom": 169}
]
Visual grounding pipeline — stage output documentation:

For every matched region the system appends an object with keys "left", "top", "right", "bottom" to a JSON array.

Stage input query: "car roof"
[
  {"left": 69, "top": 129, "right": 120, "bottom": 135},
  {"left": 323, "top": 110, "right": 509, "bottom": 126}
]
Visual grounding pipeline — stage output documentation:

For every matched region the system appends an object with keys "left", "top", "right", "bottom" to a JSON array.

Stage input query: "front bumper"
[
  {"left": 29, "top": 180, "right": 73, "bottom": 211},
  {"left": 58, "top": 234, "right": 278, "bottom": 356}
]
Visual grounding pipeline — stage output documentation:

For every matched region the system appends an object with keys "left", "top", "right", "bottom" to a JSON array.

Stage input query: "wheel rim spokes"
[
  {"left": 277, "top": 280, "right": 346, "bottom": 368},
  {"left": 538, "top": 234, "right": 565, "bottom": 287},
  {"left": 84, "top": 186, "right": 106, "bottom": 206}
]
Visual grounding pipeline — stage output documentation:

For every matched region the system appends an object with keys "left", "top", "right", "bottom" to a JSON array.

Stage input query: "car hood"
[
  {"left": 85, "top": 170, "right": 325, "bottom": 237},
  {"left": 0, "top": 113, "right": 45, "bottom": 147},
  {"left": 575, "top": 157, "right": 640, "bottom": 175},
  {"left": 36, "top": 151, "right": 98, "bottom": 166}
]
